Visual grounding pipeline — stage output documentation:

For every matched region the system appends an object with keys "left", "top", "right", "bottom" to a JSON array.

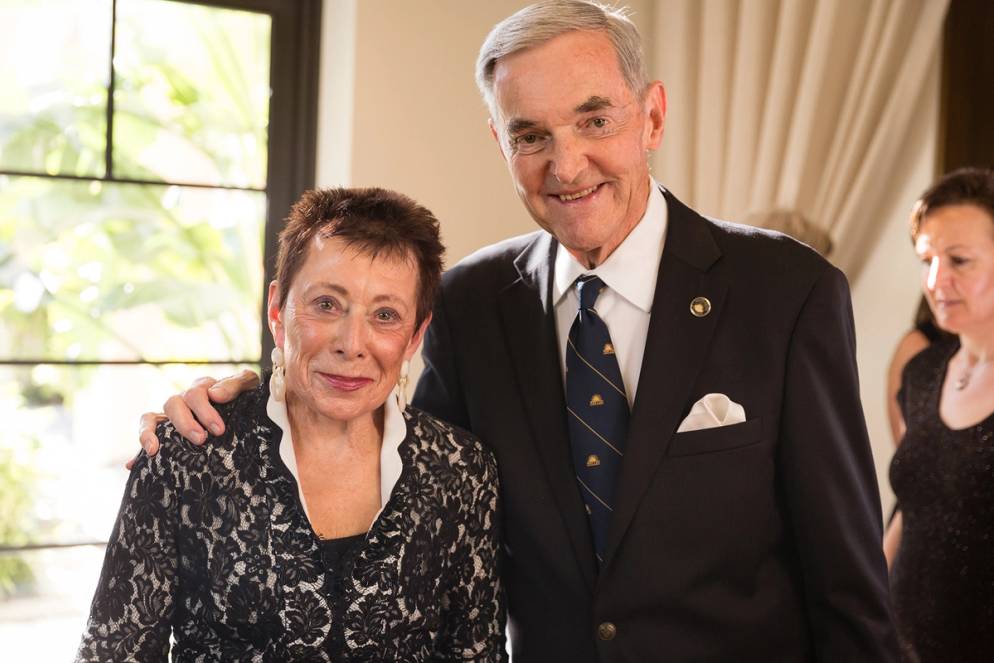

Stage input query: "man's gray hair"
[{"left": 475, "top": 0, "right": 649, "bottom": 116}]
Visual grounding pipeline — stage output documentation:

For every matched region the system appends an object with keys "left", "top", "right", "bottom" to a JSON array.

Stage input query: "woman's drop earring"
[
  {"left": 270, "top": 347, "right": 286, "bottom": 402},
  {"left": 398, "top": 360, "right": 410, "bottom": 410}
]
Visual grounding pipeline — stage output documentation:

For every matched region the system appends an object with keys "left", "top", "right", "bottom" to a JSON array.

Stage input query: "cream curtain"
[{"left": 649, "top": 0, "right": 949, "bottom": 277}]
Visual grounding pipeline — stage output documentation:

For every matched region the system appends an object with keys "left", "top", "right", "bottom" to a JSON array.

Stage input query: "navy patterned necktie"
[{"left": 565, "top": 275, "right": 629, "bottom": 566}]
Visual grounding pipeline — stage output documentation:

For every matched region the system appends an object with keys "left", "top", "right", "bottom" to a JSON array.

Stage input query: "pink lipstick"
[{"left": 319, "top": 373, "right": 373, "bottom": 391}]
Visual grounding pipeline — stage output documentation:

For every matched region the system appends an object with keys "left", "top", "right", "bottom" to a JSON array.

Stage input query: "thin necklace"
[{"left": 955, "top": 349, "right": 990, "bottom": 391}]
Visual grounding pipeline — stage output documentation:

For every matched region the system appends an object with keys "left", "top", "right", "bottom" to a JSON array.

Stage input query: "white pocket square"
[{"left": 676, "top": 393, "right": 746, "bottom": 433}]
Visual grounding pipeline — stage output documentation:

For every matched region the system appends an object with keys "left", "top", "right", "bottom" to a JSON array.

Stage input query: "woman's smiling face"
[{"left": 269, "top": 234, "right": 427, "bottom": 424}]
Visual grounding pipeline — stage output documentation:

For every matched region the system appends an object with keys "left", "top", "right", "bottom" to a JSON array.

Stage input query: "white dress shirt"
[
  {"left": 553, "top": 182, "right": 668, "bottom": 406},
  {"left": 265, "top": 386, "right": 407, "bottom": 526}
]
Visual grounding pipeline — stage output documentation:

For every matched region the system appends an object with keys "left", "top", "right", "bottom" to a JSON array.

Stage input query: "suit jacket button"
[{"left": 597, "top": 622, "right": 617, "bottom": 641}]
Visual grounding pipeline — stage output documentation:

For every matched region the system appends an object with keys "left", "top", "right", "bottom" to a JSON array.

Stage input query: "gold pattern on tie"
[
  {"left": 602, "top": 343, "right": 614, "bottom": 355},
  {"left": 589, "top": 394, "right": 604, "bottom": 407},
  {"left": 586, "top": 454, "right": 601, "bottom": 468}
]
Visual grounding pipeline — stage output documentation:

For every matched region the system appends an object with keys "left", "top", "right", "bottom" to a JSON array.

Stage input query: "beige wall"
[
  {"left": 851, "top": 56, "right": 940, "bottom": 515},
  {"left": 319, "top": 0, "right": 533, "bottom": 265},
  {"left": 315, "top": 0, "right": 934, "bottom": 510},
  {"left": 318, "top": 0, "right": 653, "bottom": 264}
]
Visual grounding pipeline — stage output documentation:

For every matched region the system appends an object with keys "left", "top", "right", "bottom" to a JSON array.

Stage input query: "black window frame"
[{"left": 0, "top": 0, "right": 321, "bottom": 552}]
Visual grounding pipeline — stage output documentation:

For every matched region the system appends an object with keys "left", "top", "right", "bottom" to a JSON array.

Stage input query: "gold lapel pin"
[{"left": 690, "top": 296, "right": 711, "bottom": 317}]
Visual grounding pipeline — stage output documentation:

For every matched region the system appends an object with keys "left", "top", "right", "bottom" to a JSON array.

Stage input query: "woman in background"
[
  {"left": 76, "top": 187, "right": 505, "bottom": 661},
  {"left": 885, "top": 296, "right": 952, "bottom": 446},
  {"left": 885, "top": 168, "right": 994, "bottom": 662}
]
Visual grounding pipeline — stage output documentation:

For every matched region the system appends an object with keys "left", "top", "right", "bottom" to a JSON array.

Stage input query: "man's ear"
[
  {"left": 489, "top": 118, "right": 508, "bottom": 162},
  {"left": 405, "top": 312, "right": 433, "bottom": 361},
  {"left": 267, "top": 280, "right": 285, "bottom": 350},
  {"left": 643, "top": 81, "right": 666, "bottom": 150}
]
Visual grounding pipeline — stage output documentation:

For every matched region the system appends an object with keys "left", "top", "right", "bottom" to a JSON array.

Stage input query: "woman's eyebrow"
[
  {"left": 309, "top": 282, "right": 349, "bottom": 296},
  {"left": 371, "top": 293, "right": 406, "bottom": 306}
]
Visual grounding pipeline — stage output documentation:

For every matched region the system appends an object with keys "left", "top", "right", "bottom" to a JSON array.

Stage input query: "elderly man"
[{"left": 141, "top": 2, "right": 899, "bottom": 661}]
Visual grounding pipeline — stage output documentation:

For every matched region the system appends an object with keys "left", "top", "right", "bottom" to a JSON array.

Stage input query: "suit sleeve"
[
  {"left": 75, "top": 427, "right": 180, "bottom": 662},
  {"left": 413, "top": 284, "right": 472, "bottom": 430},
  {"left": 778, "top": 266, "right": 899, "bottom": 662}
]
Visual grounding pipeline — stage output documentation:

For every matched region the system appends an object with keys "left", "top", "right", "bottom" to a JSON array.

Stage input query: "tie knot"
[{"left": 575, "top": 275, "right": 605, "bottom": 311}]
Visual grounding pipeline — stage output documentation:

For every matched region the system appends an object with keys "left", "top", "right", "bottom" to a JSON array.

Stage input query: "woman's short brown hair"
[
  {"left": 910, "top": 167, "right": 994, "bottom": 242},
  {"left": 275, "top": 187, "right": 445, "bottom": 328}
]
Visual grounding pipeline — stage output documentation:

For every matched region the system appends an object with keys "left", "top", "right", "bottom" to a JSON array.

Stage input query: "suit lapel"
[
  {"left": 498, "top": 232, "right": 598, "bottom": 591},
  {"left": 603, "top": 191, "right": 726, "bottom": 569}
]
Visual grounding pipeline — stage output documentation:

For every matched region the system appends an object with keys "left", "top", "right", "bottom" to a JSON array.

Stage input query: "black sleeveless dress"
[{"left": 889, "top": 340, "right": 994, "bottom": 662}]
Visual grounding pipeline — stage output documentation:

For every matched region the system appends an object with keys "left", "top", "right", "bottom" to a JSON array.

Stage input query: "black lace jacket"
[{"left": 75, "top": 383, "right": 506, "bottom": 662}]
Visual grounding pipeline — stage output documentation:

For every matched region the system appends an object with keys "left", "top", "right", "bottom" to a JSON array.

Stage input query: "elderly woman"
[
  {"left": 76, "top": 188, "right": 505, "bottom": 661},
  {"left": 884, "top": 168, "right": 994, "bottom": 662}
]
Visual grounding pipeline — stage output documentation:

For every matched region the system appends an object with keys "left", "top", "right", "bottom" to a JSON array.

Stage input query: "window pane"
[
  {"left": 113, "top": 0, "right": 272, "bottom": 188},
  {"left": 0, "top": 0, "right": 111, "bottom": 177},
  {"left": 0, "top": 175, "right": 264, "bottom": 362},
  {"left": 0, "top": 545, "right": 106, "bottom": 661},
  {"left": 0, "top": 362, "right": 258, "bottom": 551},
  {"left": 1, "top": 361, "right": 257, "bottom": 656}
]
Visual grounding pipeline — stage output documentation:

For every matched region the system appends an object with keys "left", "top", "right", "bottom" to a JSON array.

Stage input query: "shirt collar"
[
  {"left": 553, "top": 180, "right": 667, "bottom": 312},
  {"left": 266, "top": 386, "right": 407, "bottom": 511}
]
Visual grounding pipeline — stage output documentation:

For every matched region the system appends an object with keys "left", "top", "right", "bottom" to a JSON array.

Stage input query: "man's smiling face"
[{"left": 489, "top": 29, "right": 665, "bottom": 267}]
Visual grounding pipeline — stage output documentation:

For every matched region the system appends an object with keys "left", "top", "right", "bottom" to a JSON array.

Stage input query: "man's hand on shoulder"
[{"left": 129, "top": 369, "right": 261, "bottom": 469}]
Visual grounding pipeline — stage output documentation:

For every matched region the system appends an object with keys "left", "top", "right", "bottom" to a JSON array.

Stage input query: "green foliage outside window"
[
  {"left": 0, "top": 0, "right": 272, "bottom": 599},
  {"left": 0, "top": 445, "right": 37, "bottom": 597}
]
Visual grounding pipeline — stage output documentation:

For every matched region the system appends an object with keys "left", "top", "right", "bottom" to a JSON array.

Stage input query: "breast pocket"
[{"left": 667, "top": 417, "right": 764, "bottom": 457}]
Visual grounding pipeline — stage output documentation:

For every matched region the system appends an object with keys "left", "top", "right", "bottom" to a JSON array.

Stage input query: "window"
[{"left": 0, "top": 0, "right": 320, "bottom": 656}]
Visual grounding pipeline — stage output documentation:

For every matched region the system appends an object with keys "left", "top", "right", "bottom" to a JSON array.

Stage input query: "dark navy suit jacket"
[{"left": 413, "top": 189, "right": 899, "bottom": 662}]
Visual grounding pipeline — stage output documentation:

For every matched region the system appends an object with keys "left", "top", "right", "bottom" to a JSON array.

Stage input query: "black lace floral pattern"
[{"left": 75, "top": 383, "right": 506, "bottom": 662}]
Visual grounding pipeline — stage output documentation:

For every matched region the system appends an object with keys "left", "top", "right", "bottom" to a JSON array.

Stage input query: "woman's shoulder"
[
  {"left": 905, "top": 336, "right": 956, "bottom": 372},
  {"left": 149, "top": 381, "right": 271, "bottom": 472},
  {"left": 901, "top": 336, "right": 958, "bottom": 392},
  {"left": 403, "top": 407, "right": 499, "bottom": 477},
  {"left": 404, "top": 406, "right": 490, "bottom": 450},
  {"left": 214, "top": 379, "right": 270, "bottom": 430},
  {"left": 892, "top": 328, "right": 931, "bottom": 366}
]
